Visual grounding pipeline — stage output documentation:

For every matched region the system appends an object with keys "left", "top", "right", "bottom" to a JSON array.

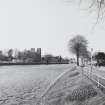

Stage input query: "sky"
[{"left": 0, "top": 0, "right": 105, "bottom": 58}]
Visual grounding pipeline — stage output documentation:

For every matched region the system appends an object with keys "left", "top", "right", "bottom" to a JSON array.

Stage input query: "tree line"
[
  {"left": 0, "top": 49, "right": 41, "bottom": 63},
  {"left": 93, "top": 52, "right": 105, "bottom": 66},
  {"left": 0, "top": 49, "right": 69, "bottom": 64}
]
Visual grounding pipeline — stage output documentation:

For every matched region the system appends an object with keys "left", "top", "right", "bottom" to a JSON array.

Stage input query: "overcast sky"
[{"left": 0, "top": 0, "right": 105, "bottom": 57}]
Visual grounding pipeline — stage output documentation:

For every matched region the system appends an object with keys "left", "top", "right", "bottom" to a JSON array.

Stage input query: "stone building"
[{"left": 14, "top": 48, "right": 41, "bottom": 63}]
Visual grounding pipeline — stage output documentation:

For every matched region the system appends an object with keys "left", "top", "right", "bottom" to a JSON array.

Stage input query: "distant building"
[
  {"left": 13, "top": 48, "right": 41, "bottom": 63},
  {"left": 0, "top": 50, "right": 3, "bottom": 56},
  {"left": 37, "top": 48, "right": 41, "bottom": 55},
  {"left": 35, "top": 48, "right": 41, "bottom": 62},
  {"left": 31, "top": 48, "right": 35, "bottom": 53}
]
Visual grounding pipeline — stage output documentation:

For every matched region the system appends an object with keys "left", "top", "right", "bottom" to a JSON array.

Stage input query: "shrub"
[{"left": 66, "top": 84, "right": 97, "bottom": 101}]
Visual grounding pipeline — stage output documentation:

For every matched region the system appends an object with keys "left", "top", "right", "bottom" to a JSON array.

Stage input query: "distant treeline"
[
  {"left": 0, "top": 48, "right": 69, "bottom": 64},
  {"left": 41, "top": 54, "right": 69, "bottom": 64},
  {"left": 93, "top": 52, "right": 105, "bottom": 66}
]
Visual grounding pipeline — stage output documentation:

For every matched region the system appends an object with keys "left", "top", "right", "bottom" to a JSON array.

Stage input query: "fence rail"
[{"left": 83, "top": 67, "right": 105, "bottom": 89}]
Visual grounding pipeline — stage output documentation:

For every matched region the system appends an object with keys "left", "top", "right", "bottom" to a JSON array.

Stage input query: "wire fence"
[{"left": 83, "top": 66, "right": 105, "bottom": 90}]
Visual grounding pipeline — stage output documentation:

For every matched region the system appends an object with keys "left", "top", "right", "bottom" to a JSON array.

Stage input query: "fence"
[{"left": 82, "top": 66, "right": 105, "bottom": 89}]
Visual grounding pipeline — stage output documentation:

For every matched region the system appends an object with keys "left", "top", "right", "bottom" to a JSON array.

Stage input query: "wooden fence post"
[{"left": 97, "top": 77, "right": 100, "bottom": 87}]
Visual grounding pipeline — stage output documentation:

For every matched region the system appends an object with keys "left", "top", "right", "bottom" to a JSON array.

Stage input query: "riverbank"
[
  {"left": 40, "top": 67, "right": 105, "bottom": 105},
  {"left": 0, "top": 64, "right": 72, "bottom": 105},
  {"left": 0, "top": 62, "right": 69, "bottom": 66}
]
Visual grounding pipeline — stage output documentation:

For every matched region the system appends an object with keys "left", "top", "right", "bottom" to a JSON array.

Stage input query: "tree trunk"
[
  {"left": 77, "top": 55, "right": 79, "bottom": 66},
  {"left": 77, "top": 57, "right": 79, "bottom": 66}
]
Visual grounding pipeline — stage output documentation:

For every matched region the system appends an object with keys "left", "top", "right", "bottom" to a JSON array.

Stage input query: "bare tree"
[
  {"left": 68, "top": 35, "right": 88, "bottom": 66},
  {"left": 66, "top": 0, "right": 105, "bottom": 23},
  {"left": 80, "top": 0, "right": 105, "bottom": 20}
]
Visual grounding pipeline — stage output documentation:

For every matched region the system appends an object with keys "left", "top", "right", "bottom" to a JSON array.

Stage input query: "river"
[{"left": 0, "top": 64, "right": 72, "bottom": 100}]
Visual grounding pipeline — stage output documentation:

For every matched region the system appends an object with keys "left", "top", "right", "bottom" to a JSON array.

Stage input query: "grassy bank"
[
  {"left": 41, "top": 67, "right": 105, "bottom": 105},
  {"left": 0, "top": 62, "right": 69, "bottom": 66}
]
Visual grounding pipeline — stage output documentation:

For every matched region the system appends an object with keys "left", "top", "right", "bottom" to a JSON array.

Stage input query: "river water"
[{"left": 0, "top": 64, "right": 72, "bottom": 99}]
